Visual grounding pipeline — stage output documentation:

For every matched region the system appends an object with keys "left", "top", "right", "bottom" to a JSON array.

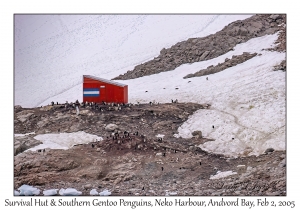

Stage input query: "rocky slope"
[
  {"left": 113, "top": 14, "right": 286, "bottom": 81},
  {"left": 14, "top": 104, "right": 286, "bottom": 196},
  {"left": 184, "top": 52, "right": 258, "bottom": 79}
]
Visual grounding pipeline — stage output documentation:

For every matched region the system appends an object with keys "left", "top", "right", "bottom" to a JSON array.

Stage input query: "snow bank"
[
  {"left": 135, "top": 34, "right": 285, "bottom": 157},
  {"left": 17, "top": 185, "right": 40, "bottom": 196},
  {"left": 90, "top": 189, "right": 99, "bottom": 196},
  {"left": 43, "top": 189, "right": 58, "bottom": 196},
  {"left": 59, "top": 188, "right": 82, "bottom": 196},
  {"left": 28, "top": 131, "right": 103, "bottom": 151},
  {"left": 99, "top": 189, "right": 111, "bottom": 196}
]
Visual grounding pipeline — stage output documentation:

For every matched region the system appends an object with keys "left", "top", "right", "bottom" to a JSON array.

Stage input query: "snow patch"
[
  {"left": 210, "top": 171, "right": 237, "bottom": 180},
  {"left": 59, "top": 188, "right": 82, "bottom": 196},
  {"left": 99, "top": 189, "right": 111, "bottom": 196},
  {"left": 28, "top": 131, "right": 103, "bottom": 151},
  {"left": 17, "top": 184, "right": 40, "bottom": 196},
  {"left": 43, "top": 189, "right": 58, "bottom": 196}
]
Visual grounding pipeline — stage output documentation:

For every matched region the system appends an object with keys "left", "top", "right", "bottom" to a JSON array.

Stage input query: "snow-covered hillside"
[
  {"left": 15, "top": 15, "right": 286, "bottom": 157},
  {"left": 15, "top": 15, "right": 251, "bottom": 107}
]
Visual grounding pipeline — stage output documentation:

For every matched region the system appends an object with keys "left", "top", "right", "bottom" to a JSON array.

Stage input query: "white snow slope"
[{"left": 15, "top": 15, "right": 286, "bottom": 157}]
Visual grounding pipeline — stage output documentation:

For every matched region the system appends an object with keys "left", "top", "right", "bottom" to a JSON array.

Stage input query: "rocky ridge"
[
  {"left": 184, "top": 52, "right": 258, "bottom": 79},
  {"left": 113, "top": 14, "right": 286, "bottom": 81}
]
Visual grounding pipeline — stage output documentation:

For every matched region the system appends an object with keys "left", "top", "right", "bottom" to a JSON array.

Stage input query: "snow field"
[
  {"left": 15, "top": 15, "right": 251, "bottom": 108},
  {"left": 27, "top": 131, "right": 103, "bottom": 151},
  {"left": 123, "top": 34, "right": 285, "bottom": 157}
]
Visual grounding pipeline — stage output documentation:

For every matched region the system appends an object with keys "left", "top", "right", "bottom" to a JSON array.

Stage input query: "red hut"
[{"left": 83, "top": 75, "right": 128, "bottom": 104}]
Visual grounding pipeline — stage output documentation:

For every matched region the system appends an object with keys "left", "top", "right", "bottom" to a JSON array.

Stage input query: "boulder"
[
  {"left": 264, "top": 148, "right": 275, "bottom": 154},
  {"left": 236, "top": 165, "right": 246, "bottom": 174},
  {"left": 191, "top": 130, "right": 202, "bottom": 138},
  {"left": 200, "top": 51, "right": 210, "bottom": 60},
  {"left": 105, "top": 124, "right": 118, "bottom": 132}
]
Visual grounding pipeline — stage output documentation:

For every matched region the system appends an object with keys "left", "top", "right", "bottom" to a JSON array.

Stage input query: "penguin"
[
  {"left": 161, "top": 167, "right": 164, "bottom": 171},
  {"left": 92, "top": 144, "right": 94, "bottom": 148},
  {"left": 212, "top": 125, "right": 214, "bottom": 129},
  {"left": 206, "top": 77, "right": 208, "bottom": 80}
]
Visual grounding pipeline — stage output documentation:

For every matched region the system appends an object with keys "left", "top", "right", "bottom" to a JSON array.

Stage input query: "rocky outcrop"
[
  {"left": 184, "top": 52, "right": 257, "bottom": 79},
  {"left": 113, "top": 14, "right": 286, "bottom": 80},
  {"left": 14, "top": 135, "right": 42, "bottom": 156},
  {"left": 191, "top": 130, "right": 202, "bottom": 138},
  {"left": 273, "top": 60, "right": 286, "bottom": 71}
]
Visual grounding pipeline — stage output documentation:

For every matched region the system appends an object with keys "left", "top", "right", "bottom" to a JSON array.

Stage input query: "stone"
[
  {"left": 84, "top": 184, "right": 92, "bottom": 189},
  {"left": 189, "top": 146, "right": 195, "bottom": 151},
  {"left": 279, "top": 159, "right": 286, "bottom": 168},
  {"left": 105, "top": 124, "right": 118, "bottom": 132},
  {"left": 264, "top": 148, "right": 274, "bottom": 154},
  {"left": 237, "top": 165, "right": 246, "bottom": 174},
  {"left": 191, "top": 130, "right": 202, "bottom": 138}
]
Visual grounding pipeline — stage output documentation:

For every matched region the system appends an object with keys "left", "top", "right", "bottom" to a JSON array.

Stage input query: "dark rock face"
[
  {"left": 273, "top": 60, "right": 286, "bottom": 71},
  {"left": 113, "top": 14, "right": 286, "bottom": 80},
  {"left": 184, "top": 52, "right": 258, "bottom": 79}
]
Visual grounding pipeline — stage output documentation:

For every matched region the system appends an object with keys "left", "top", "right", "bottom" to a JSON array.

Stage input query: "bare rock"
[
  {"left": 105, "top": 124, "right": 119, "bottom": 132},
  {"left": 191, "top": 130, "right": 202, "bottom": 138},
  {"left": 14, "top": 136, "right": 42, "bottom": 156},
  {"left": 264, "top": 148, "right": 275, "bottom": 154}
]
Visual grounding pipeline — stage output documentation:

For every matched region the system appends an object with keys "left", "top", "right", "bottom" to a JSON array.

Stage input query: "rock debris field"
[{"left": 14, "top": 103, "right": 286, "bottom": 196}]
